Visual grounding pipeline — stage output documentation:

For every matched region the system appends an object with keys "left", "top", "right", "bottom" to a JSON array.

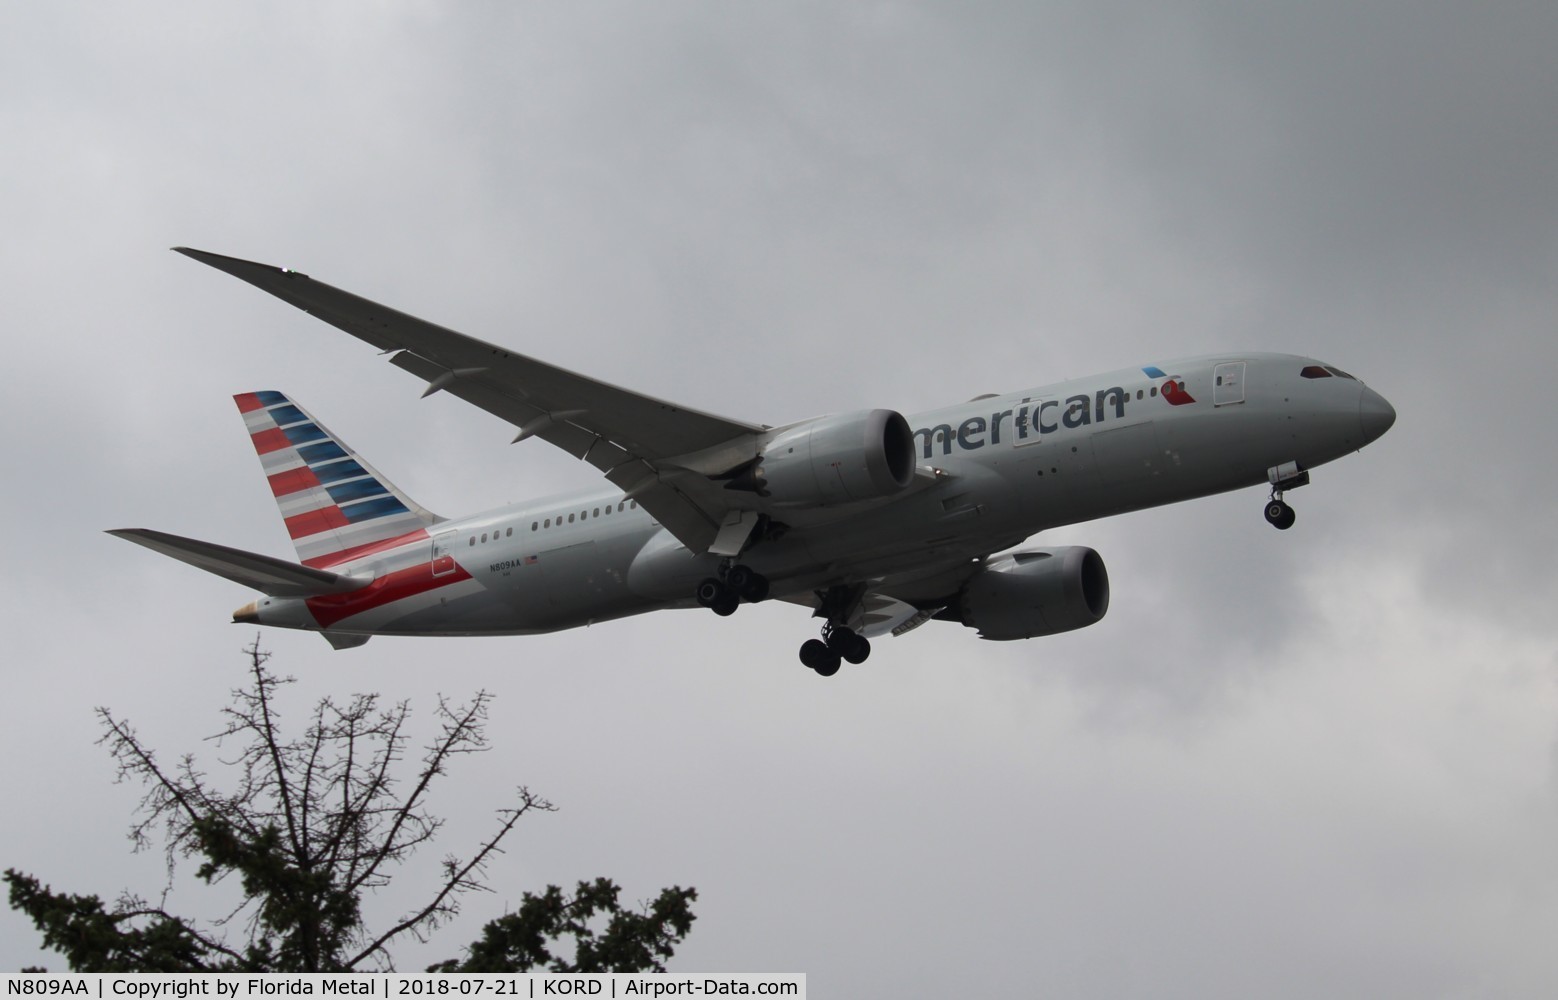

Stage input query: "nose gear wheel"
[{"left": 1264, "top": 498, "right": 1296, "bottom": 530}]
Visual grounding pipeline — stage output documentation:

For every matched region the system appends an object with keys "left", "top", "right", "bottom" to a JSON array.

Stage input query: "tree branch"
[{"left": 345, "top": 787, "right": 553, "bottom": 969}]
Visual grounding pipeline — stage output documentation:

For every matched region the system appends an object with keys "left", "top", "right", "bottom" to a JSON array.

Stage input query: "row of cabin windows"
[
  {"left": 468, "top": 499, "right": 640, "bottom": 546},
  {"left": 470, "top": 527, "right": 514, "bottom": 546},
  {"left": 526, "top": 498, "right": 635, "bottom": 529}
]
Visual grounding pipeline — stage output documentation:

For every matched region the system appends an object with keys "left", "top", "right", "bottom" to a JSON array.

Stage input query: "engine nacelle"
[
  {"left": 955, "top": 547, "right": 1110, "bottom": 640},
  {"left": 745, "top": 409, "right": 916, "bottom": 507}
]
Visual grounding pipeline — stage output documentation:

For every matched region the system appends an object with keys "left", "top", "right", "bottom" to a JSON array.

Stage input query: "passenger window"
[
  {"left": 630, "top": 500, "right": 638, "bottom": 509},
  {"left": 593, "top": 508, "right": 600, "bottom": 517},
  {"left": 568, "top": 514, "right": 575, "bottom": 523},
  {"left": 1150, "top": 386, "right": 1158, "bottom": 397},
  {"left": 468, "top": 537, "right": 475, "bottom": 547},
  {"left": 618, "top": 502, "right": 625, "bottom": 512},
  {"left": 506, "top": 527, "right": 512, "bottom": 537},
  {"left": 531, "top": 522, "right": 538, "bottom": 531},
  {"left": 481, "top": 533, "right": 487, "bottom": 543},
  {"left": 544, "top": 518, "right": 550, "bottom": 528}
]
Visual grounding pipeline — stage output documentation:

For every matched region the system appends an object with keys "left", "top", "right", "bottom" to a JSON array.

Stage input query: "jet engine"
[
  {"left": 953, "top": 547, "right": 1110, "bottom": 640},
  {"left": 736, "top": 409, "right": 916, "bottom": 506}
]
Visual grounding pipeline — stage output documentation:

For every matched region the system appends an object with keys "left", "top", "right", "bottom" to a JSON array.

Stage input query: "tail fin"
[{"left": 234, "top": 392, "right": 442, "bottom": 568}]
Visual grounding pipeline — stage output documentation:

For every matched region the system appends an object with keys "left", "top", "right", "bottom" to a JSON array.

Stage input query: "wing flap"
[
  {"left": 388, "top": 348, "right": 726, "bottom": 549},
  {"left": 109, "top": 528, "right": 370, "bottom": 598}
]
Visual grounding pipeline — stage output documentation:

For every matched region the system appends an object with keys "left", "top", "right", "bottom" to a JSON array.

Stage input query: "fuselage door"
[
  {"left": 431, "top": 529, "right": 459, "bottom": 577},
  {"left": 1213, "top": 361, "right": 1246, "bottom": 407}
]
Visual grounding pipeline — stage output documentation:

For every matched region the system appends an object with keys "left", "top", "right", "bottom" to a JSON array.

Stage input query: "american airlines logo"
[{"left": 912, "top": 368, "right": 1193, "bottom": 460}]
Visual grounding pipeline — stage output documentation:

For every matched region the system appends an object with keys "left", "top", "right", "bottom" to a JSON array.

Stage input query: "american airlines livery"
[{"left": 112, "top": 248, "right": 1396, "bottom": 676}]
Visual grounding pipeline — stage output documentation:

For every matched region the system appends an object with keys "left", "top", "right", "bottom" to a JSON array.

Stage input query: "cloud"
[{"left": 4, "top": 2, "right": 1557, "bottom": 993}]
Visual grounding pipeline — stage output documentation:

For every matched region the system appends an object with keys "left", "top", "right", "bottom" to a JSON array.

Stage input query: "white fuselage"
[{"left": 242, "top": 352, "right": 1392, "bottom": 638}]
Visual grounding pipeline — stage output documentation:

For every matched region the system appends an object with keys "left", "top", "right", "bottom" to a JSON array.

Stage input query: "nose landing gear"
[
  {"left": 1264, "top": 461, "right": 1309, "bottom": 530},
  {"left": 1264, "top": 497, "right": 1297, "bottom": 530}
]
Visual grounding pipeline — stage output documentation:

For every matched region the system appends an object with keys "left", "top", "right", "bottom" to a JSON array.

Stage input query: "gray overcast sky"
[{"left": 4, "top": 2, "right": 1557, "bottom": 995}]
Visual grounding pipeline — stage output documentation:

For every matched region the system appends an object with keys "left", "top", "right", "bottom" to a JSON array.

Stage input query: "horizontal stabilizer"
[{"left": 108, "top": 528, "right": 371, "bottom": 598}]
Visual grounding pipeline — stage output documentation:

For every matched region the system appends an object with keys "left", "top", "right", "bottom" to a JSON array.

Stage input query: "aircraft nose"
[{"left": 1359, "top": 385, "right": 1396, "bottom": 444}]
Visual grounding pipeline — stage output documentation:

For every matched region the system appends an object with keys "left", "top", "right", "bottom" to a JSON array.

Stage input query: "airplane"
[{"left": 111, "top": 248, "right": 1396, "bottom": 676}]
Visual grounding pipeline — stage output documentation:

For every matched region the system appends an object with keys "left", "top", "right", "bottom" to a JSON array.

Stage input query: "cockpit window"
[
  {"left": 1300, "top": 365, "right": 1332, "bottom": 379},
  {"left": 1324, "top": 366, "right": 1356, "bottom": 380}
]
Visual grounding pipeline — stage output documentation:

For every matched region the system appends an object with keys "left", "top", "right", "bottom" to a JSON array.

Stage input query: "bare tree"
[{"left": 6, "top": 640, "right": 695, "bottom": 972}]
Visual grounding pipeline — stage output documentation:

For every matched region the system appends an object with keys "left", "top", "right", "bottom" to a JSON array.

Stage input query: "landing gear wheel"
[
  {"left": 726, "top": 564, "right": 770, "bottom": 603},
  {"left": 696, "top": 577, "right": 739, "bottom": 615},
  {"left": 799, "top": 638, "right": 841, "bottom": 676},
  {"left": 828, "top": 627, "right": 871, "bottom": 664},
  {"left": 1264, "top": 499, "right": 1296, "bottom": 530}
]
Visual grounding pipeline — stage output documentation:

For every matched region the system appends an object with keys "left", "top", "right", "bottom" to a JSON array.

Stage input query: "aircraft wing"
[{"left": 175, "top": 248, "right": 768, "bottom": 553}]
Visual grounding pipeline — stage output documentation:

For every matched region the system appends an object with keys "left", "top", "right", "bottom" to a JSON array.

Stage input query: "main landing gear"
[
  {"left": 797, "top": 624, "right": 871, "bottom": 677},
  {"left": 696, "top": 570, "right": 872, "bottom": 679},
  {"left": 694, "top": 562, "right": 770, "bottom": 617},
  {"left": 795, "top": 585, "right": 871, "bottom": 677}
]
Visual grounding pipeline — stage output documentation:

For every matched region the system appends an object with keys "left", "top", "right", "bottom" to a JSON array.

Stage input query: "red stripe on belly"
[{"left": 306, "top": 561, "right": 471, "bottom": 628}]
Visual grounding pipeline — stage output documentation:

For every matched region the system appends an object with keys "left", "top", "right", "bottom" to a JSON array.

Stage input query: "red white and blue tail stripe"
[{"left": 235, "top": 392, "right": 442, "bottom": 569}]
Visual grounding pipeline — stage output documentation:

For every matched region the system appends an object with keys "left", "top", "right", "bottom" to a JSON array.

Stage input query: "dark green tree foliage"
[
  {"left": 6, "top": 642, "right": 695, "bottom": 972},
  {"left": 433, "top": 880, "right": 698, "bottom": 973}
]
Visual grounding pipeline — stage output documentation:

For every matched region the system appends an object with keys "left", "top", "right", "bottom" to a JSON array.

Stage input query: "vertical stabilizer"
[{"left": 235, "top": 392, "right": 442, "bottom": 568}]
